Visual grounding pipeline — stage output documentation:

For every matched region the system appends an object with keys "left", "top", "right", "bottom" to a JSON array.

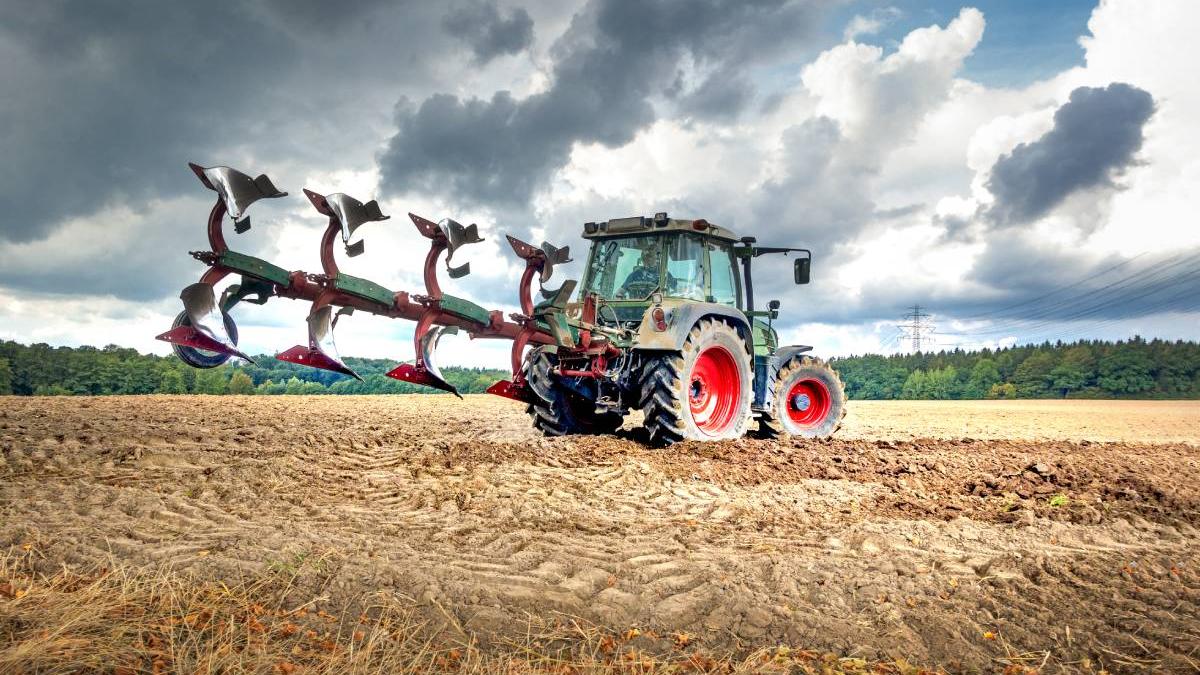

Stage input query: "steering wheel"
[{"left": 618, "top": 281, "right": 658, "bottom": 299}]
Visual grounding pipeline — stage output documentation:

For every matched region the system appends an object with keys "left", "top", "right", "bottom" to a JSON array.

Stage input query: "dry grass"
[{"left": 0, "top": 547, "right": 941, "bottom": 675}]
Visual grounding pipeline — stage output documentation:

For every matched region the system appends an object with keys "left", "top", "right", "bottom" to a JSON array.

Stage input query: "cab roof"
[{"left": 581, "top": 213, "right": 740, "bottom": 243}]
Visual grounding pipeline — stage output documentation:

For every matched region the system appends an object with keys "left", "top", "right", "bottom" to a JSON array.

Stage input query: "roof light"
[
  {"left": 584, "top": 221, "right": 598, "bottom": 234},
  {"left": 692, "top": 218, "right": 710, "bottom": 231},
  {"left": 653, "top": 212, "right": 669, "bottom": 227}
]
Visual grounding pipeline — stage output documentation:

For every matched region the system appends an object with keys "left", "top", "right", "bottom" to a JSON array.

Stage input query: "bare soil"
[{"left": 2, "top": 396, "right": 1198, "bottom": 672}]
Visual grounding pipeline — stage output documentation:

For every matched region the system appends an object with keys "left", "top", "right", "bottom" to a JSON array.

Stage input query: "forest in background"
[
  {"left": 831, "top": 337, "right": 1200, "bottom": 399},
  {"left": 0, "top": 337, "right": 1197, "bottom": 399},
  {"left": 0, "top": 341, "right": 506, "bottom": 396}
]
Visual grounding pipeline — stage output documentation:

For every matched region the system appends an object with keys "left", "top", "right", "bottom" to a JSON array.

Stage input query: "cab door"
[{"left": 706, "top": 240, "right": 740, "bottom": 308}]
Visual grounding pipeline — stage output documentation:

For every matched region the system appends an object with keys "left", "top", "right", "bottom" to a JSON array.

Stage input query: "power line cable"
[
  {"left": 947, "top": 253, "right": 1200, "bottom": 337},
  {"left": 951, "top": 251, "right": 1151, "bottom": 322}
]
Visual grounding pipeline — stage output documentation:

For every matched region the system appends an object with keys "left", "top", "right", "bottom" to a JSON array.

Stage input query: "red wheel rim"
[
  {"left": 688, "top": 346, "right": 741, "bottom": 436},
  {"left": 786, "top": 378, "right": 832, "bottom": 428}
]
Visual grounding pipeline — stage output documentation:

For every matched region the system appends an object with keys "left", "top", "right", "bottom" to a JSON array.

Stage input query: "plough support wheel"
[{"left": 156, "top": 282, "right": 255, "bottom": 364}]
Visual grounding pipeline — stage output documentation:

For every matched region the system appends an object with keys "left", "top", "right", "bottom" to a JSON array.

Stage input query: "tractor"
[
  {"left": 157, "top": 163, "right": 845, "bottom": 444},
  {"left": 503, "top": 213, "right": 846, "bottom": 443}
]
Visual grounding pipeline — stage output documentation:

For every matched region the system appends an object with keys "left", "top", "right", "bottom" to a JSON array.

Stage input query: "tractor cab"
[{"left": 579, "top": 214, "right": 743, "bottom": 327}]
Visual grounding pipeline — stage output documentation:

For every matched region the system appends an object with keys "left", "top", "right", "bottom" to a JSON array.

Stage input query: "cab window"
[
  {"left": 582, "top": 235, "right": 662, "bottom": 300},
  {"left": 708, "top": 240, "right": 738, "bottom": 306},
  {"left": 665, "top": 234, "right": 706, "bottom": 300}
]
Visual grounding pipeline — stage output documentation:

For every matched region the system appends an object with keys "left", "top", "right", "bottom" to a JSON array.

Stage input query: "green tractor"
[
  {"left": 496, "top": 212, "right": 846, "bottom": 444},
  {"left": 157, "top": 162, "right": 842, "bottom": 445}
]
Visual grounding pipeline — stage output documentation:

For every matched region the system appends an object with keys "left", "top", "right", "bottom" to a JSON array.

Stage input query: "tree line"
[
  {"left": 0, "top": 341, "right": 507, "bottom": 396},
  {"left": 0, "top": 336, "right": 1197, "bottom": 399},
  {"left": 831, "top": 337, "right": 1200, "bottom": 400}
]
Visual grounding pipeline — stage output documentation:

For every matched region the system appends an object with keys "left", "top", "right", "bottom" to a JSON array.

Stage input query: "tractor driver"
[{"left": 618, "top": 244, "right": 675, "bottom": 298}]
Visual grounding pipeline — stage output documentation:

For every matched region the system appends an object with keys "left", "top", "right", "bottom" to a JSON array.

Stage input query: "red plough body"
[{"left": 157, "top": 163, "right": 561, "bottom": 397}]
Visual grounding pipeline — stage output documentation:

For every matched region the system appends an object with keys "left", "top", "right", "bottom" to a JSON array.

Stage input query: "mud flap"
[
  {"left": 386, "top": 325, "right": 462, "bottom": 398},
  {"left": 276, "top": 306, "right": 362, "bottom": 380},
  {"left": 156, "top": 282, "right": 255, "bottom": 363}
]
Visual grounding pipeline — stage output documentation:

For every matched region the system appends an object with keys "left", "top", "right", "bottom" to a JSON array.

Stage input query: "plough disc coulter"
[{"left": 158, "top": 163, "right": 848, "bottom": 444}]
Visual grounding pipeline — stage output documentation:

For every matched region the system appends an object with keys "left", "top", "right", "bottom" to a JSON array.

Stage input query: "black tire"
[
  {"left": 759, "top": 355, "right": 846, "bottom": 438},
  {"left": 170, "top": 310, "right": 239, "bottom": 369},
  {"left": 637, "top": 318, "right": 753, "bottom": 445},
  {"left": 524, "top": 346, "right": 623, "bottom": 436}
]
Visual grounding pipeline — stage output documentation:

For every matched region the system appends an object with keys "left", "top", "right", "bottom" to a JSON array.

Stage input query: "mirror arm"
[{"left": 751, "top": 246, "right": 811, "bottom": 257}]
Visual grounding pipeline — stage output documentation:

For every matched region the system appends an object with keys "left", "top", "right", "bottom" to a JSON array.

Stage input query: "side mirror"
[{"left": 794, "top": 257, "right": 811, "bottom": 285}]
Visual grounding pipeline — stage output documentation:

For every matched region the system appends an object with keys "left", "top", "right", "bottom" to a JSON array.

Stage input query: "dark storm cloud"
[
  {"left": 378, "top": 0, "right": 822, "bottom": 210},
  {"left": 0, "top": 0, "right": 449, "bottom": 246},
  {"left": 0, "top": 0, "right": 533, "bottom": 318},
  {"left": 443, "top": 1, "right": 535, "bottom": 64},
  {"left": 677, "top": 68, "right": 757, "bottom": 122},
  {"left": 0, "top": 2, "right": 287, "bottom": 242},
  {"left": 750, "top": 116, "right": 877, "bottom": 254},
  {"left": 0, "top": 196, "right": 301, "bottom": 301},
  {"left": 986, "top": 83, "right": 1155, "bottom": 226}
]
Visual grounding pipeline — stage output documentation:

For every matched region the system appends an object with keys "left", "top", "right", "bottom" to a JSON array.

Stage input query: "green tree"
[
  {"left": 121, "top": 359, "right": 160, "bottom": 394},
  {"left": 987, "top": 382, "right": 1017, "bottom": 399},
  {"left": 300, "top": 381, "right": 326, "bottom": 395},
  {"left": 925, "top": 366, "right": 958, "bottom": 400},
  {"left": 194, "top": 368, "right": 228, "bottom": 394},
  {"left": 1012, "top": 352, "right": 1056, "bottom": 398},
  {"left": 1152, "top": 340, "right": 1196, "bottom": 394},
  {"left": 470, "top": 373, "right": 495, "bottom": 394},
  {"left": 284, "top": 377, "right": 305, "bottom": 395},
  {"left": 1098, "top": 348, "right": 1154, "bottom": 395},
  {"left": 0, "top": 357, "right": 11, "bottom": 395},
  {"left": 257, "top": 379, "right": 287, "bottom": 395},
  {"left": 966, "top": 358, "right": 1001, "bottom": 398},
  {"left": 159, "top": 369, "right": 187, "bottom": 394},
  {"left": 228, "top": 370, "right": 255, "bottom": 395},
  {"left": 1047, "top": 345, "right": 1094, "bottom": 398},
  {"left": 901, "top": 369, "right": 927, "bottom": 399}
]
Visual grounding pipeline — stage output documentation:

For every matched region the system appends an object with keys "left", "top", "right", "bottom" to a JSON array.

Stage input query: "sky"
[{"left": 1, "top": 0, "right": 1197, "bottom": 368}]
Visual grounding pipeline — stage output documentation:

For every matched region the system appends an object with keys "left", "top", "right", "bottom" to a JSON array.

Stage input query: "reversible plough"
[{"left": 158, "top": 163, "right": 847, "bottom": 444}]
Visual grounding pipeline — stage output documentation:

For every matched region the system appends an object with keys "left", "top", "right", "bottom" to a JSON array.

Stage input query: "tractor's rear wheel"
[
  {"left": 170, "top": 310, "right": 239, "bottom": 369},
  {"left": 638, "top": 319, "right": 753, "bottom": 445},
  {"left": 760, "top": 355, "right": 846, "bottom": 438},
  {"left": 524, "top": 346, "right": 623, "bottom": 436}
]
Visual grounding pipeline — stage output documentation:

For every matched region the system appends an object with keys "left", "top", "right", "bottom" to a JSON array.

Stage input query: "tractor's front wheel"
[
  {"left": 760, "top": 355, "right": 846, "bottom": 438},
  {"left": 524, "top": 346, "right": 623, "bottom": 436},
  {"left": 638, "top": 319, "right": 753, "bottom": 445}
]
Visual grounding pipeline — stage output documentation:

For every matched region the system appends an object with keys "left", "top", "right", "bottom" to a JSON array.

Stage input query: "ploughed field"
[{"left": 1, "top": 396, "right": 1198, "bottom": 672}]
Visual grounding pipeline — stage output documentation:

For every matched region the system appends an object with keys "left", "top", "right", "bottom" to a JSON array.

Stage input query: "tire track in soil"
[{"left": 1, "top": 395, "right": 1198, "bottom": 671}]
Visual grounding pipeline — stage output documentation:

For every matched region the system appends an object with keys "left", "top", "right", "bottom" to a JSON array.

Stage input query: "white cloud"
[{"left": 842, "top": 7, "right": 902, "bottom": 42}]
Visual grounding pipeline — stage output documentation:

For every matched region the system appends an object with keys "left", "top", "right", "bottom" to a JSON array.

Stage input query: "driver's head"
[{"left": 640, "top": 246, "right": 660, "bottom": 267}]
